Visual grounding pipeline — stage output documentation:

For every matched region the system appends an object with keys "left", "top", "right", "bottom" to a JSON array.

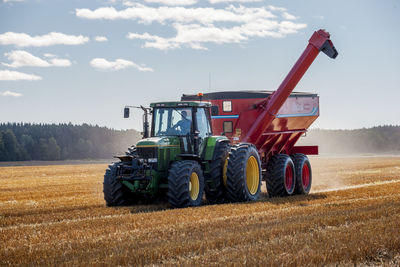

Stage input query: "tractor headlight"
[{"left": 148, "top": 158, "right": 158, "bottom": 163}]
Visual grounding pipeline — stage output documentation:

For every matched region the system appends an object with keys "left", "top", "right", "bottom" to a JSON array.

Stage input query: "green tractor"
[{"left": 103, "top": 100, "right": 262, "bottom": 208}]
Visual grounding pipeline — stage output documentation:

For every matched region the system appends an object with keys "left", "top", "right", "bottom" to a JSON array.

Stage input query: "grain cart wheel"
[
  {"left": 167, "top": 160, "right": 205, "bottom": 208},
  {"left": 205, "top": 141, "right": 230, "bottom": 204},
  {"left": 226, "top": 144, "right": 262, "bottom": 202},
  {"left": 266, "top": 154, "right": 296, "bottom": 197},
  {"left": 291, "top": 153, "right": 312, "bottom": 195},
  {"left": 103, "top": 163, "right": 133, "bottom": 206}
]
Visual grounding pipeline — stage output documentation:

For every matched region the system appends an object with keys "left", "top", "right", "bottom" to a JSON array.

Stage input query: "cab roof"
[{"left": 150, "top": 101, "right": 211, "bottom": 108}]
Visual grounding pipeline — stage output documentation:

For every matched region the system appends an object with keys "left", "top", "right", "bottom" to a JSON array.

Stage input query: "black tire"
[
  {"left": 226, "top": 143, "right": 262, "bottom": 202},
  {"left": 205, "top": 141, "right": 230, "bottom": 204},
  {"left": 291, "top": 153, "right": 312, "bottom": 195},
  {"left": 167, "top": 160, "right": 205, "bottom": 208},
  {"left": 265, "top": 154, "right": 296, "bottom": 197},
  {"left": 103, "top": 163, "right": 133, "bottom": 206}
]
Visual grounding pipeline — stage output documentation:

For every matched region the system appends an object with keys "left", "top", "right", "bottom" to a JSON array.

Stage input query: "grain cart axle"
[{"left": 104, "top": 29, "right": 338, "bottom": 208}]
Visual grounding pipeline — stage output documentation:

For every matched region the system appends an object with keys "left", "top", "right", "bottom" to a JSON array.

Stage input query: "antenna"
[{"left": 208, "top": 72, "right": 211, "bottom": 92}]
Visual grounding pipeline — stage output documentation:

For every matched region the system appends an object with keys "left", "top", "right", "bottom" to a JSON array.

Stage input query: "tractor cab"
[{"left": 149, "top": 101, "right": 213, "bottom": 155}]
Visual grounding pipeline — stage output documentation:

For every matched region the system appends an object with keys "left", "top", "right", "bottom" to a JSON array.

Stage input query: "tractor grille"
[{"left": 137, "top": 147, "right": 158, "bottom": 159}]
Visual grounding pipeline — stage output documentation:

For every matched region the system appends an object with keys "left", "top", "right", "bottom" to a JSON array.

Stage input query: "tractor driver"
[{"left": 172, "top": 110, "right": 191, "bottom": 135}]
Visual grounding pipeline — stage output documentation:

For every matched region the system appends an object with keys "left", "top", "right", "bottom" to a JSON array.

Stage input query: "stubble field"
[{"left": 1, "top": 156, "right": 400, "bottom": 266}]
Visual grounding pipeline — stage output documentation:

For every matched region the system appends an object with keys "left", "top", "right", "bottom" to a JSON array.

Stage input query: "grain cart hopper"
[{"left": 104, "top": 29, "right": 338, "bottom": 208}]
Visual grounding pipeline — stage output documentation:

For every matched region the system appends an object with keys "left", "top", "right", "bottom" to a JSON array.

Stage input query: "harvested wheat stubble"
[{"left": 1, "top": 157, "right": 400, "bottom": 266}]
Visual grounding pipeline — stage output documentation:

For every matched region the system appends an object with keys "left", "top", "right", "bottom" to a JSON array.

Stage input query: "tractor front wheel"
[
  {"left": 266, "top": 154, "right": 296, "bottom": 197},
  {"left": 167, "top": 160, "right": 205, "bottom": 208},
  {"left": 226, "top": 143, "right": 262, "bottom": 202},
  {"left": 103, "top": 163, "right": 134, "bottom": 206}
]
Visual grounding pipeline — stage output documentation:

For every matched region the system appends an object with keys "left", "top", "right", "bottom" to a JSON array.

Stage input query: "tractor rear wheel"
[
  {"left": 266, "top": 154, "right": 296, "bottom": 197},
  {"left": 226, "top": 143, "right": 262, "bottom": 202},
  {"left": 103, "top": 163, "right": 133, "bottom": 206},
  {"left": 291, "top": 153, "right": 312, "bottom": 194},
  {"left": 205, "top": 141, "right": 230, "bottom": 204},
  {"left": 167, "top": 160, "right": 205, "bottom": 208}
]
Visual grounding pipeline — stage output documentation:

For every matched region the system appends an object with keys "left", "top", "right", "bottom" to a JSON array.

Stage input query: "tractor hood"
[{"left": 136, "top": 136, "right": 180, "bottom": 148}]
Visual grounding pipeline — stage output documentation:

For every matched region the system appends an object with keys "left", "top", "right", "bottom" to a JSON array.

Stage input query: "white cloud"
[
  {"left": 2, "top": 50, "right": 72, "bottom": 68},
  {"left": 267, "top": 5, "right": 286, "bottom": 12},
  {"left": 127, "top": 22, "right": 249, "bottom": 50},
  {"left": 3, "top": 0, "right": 25, "bottom": 3},
  {"left": 127, "top": 19, "right": 306, "bottom": 50},
  {"left": 90, "top": 58, "right": 153, "bottom": 72},
  {"left": 47, "top": 58, "right": 71, "bottom": 67},
  {"left": 76, "top": 4, "right": 276, "bottom": 24},
  {"left": 77, "top": 4, "right": 305, "bottom": 50},
  {"left": 127, "top": 32, "right": 182, "bottom": 50},
  {"left": 282, "top": 11, "right": 297, "bottom": 20},
  {"left": 144, "top": 0, "right": 198, "bottom": 5},
  {"left": 94, "top": 36, "right": 108, "bottom": 42},
  {"left": 0, "top": 32, "right": 89, "bottom": 47},
  {"left": 122, "top": 0, "right": 135, "bottom": 6},
  {"left": 0, "top": 70, "right": 42, "bottom": 81},
  {"left": 0, "top": 90, "right": 22, "bottom": 97},
  {"left": 209, "top": 0, "right": 262, "bottom": 3},
  {"left": 121, "top": 0, "right": 197, "bottom": 6},
  {"left": 43, "top": 53, "right": 56, "bottom": 58}
]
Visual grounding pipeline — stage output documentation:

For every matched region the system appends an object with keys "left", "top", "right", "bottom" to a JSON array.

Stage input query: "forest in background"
[
  {"left": 0, "top": 123, "right": 399, "bottom": 161},
  {"left": 0, "top": 123, "right": 141, "bottom": 161}
]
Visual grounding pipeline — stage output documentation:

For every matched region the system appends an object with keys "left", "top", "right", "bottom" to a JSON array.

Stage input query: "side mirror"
[{"left": 124, "top": 107, "right": 130, "bottom": 118}]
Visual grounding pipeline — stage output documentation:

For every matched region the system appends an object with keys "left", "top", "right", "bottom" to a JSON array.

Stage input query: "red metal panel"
[
  {"left": 209, "top": 95, "right": 319, "bottom": 154},
  {"left": 291, "top": 146, "right": 319, "bottom": 155}
]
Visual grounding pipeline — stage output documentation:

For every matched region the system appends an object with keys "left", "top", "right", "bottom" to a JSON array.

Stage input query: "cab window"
[{"left": 152, "top": 107, "right": 192, "bottom": 136}]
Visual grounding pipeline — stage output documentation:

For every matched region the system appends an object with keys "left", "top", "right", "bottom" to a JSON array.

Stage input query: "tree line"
[
  {"left": 0, "top": 123, "right": 399, "bottom": 161},
  {"left": 0, "top": 123, "right": 141, "bottom": 161}
]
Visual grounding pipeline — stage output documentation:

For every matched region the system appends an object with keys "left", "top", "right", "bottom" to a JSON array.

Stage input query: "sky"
[{"left": 0, "top": 0, "right": 399, "bottom": 131}]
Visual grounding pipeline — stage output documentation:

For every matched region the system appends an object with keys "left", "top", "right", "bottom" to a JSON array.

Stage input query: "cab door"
[{"left": 194, "top": 107, "right": 212, "bottom": 155}]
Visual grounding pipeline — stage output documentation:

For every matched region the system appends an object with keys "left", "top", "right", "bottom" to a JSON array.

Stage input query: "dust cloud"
[
  {"left": 294, "top": 128, "right": 400, "bottom": 191},
  {"left": 297, "top": 127, "right": 400, "bottom": 156}
]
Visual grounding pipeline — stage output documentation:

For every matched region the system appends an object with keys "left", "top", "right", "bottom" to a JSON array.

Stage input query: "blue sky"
[{"left": 0, "top": 0, "right": 399, "bottom": 131}]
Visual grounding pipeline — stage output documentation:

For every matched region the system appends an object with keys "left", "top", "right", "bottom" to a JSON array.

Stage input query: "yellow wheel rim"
[
  {"left": 246, "top": 156, "right": 260, "bottom": 195},
  {"left": 189, "top": 172, "right": 200, "bottom": 200},
  {"left": 222, "top": 157, "right": 228, "bottom": 187}
]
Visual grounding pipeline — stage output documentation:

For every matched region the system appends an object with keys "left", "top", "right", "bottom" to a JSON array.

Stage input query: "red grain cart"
[{"left": 182, "top": 29, "right": 337, "bottom": 197}]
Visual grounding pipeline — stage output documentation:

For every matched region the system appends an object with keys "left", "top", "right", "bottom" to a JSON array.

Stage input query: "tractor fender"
[
  {"left": 201, "top": 136, "right": 230, "bottom": 161},
  {"left": 211, "top": 139, "right": 231, "bottom": 161}
]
